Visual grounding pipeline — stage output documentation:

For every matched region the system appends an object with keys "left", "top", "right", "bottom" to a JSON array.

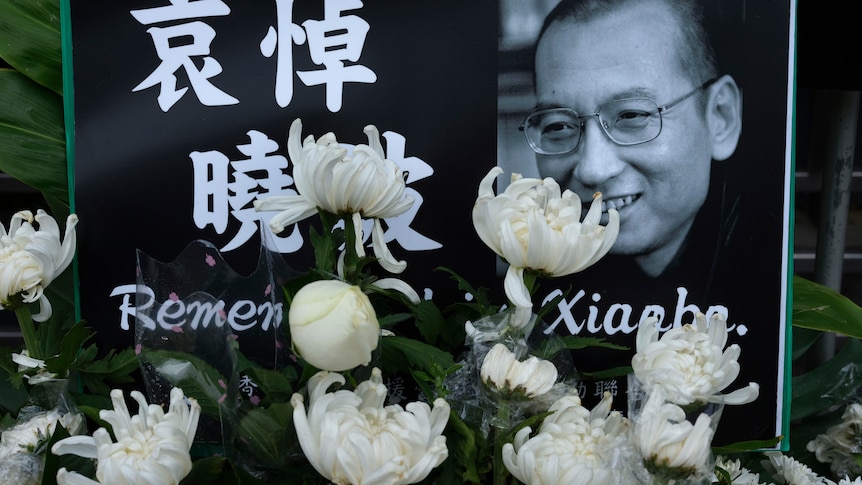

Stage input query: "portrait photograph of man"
[{"left": 497, "top": 0, "right": 794, "bottom": 445}]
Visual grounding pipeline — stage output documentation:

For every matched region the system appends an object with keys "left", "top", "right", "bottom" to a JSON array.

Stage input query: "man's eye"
[
  {"left": 541, "top": 121, "right": 577, "bottom": 135},
  {"left": 616, "top": 110, "right": 651, "bottom": 121},
  {"left": 613, "top": 110, "right": 653, "bottom": 129}
]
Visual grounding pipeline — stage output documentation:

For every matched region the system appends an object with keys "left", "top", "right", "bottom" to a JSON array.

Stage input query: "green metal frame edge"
[{"left": 59, "top": 0, "right": 79, "bottom": 324}]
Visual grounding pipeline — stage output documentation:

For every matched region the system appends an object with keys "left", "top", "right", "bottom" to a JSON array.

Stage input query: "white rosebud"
[
  {"left": 289, "top": 279, "right": 379, "bottom": 372},
  {"left": 480, "top": 343, "right": 557, "bottom": 398}
]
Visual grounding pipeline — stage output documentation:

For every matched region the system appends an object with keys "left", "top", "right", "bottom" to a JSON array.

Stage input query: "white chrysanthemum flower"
[
  {"left": 52, "top": 387, "right": 200, "bottom": 485},
  {"left": 502, "top": 392, "right": 633, "bottom": 484},
  {"left": 838, "top": 477, "right": 862, "bottom": 485},
  {"left": 763, "top": 452, "right": 832, "bottom": 485},
  {"left": 633, "top": 313, "right": 759, "bottom": 406},
  {"left": 0, "top": 409, "right": 80, "bottom": 458},
  {"left": 291, "top": 368, "right": 449, "bottom": 485},
  {"left": 480, "top": 343, "right": 558, "bottom": 398},
  {"left": 807, "top": 403, "right": 862, "bottom": 479},
  {"left": 0, "top": 210, "right": 78, "bottom": 321},
  {"left": 472, "top": 167, "right": 618, "bottom": 324},
  {"left": 254, "top": 118, "right": 414, "bottom": 274},
  {"left": 713, "top": 456, "right": 765, "bottom": 484},
  {"left": 633, "top": 389, "right": 715, "bottom": 481},
  {"left": 11, "top": 351, "right": 59, "bottom": 383}
]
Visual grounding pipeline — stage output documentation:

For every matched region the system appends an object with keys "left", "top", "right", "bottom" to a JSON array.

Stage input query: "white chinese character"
[
  {"left": 131, "top": 0, "right": 238, "bottom": 111},
  {"left": 260, "top": 0, "right": 307, "bottom": 107},
  {"left": 192, "top": 130, "right": 301, "bottom": 253},
  {"left": 238, "top": 374, "right": 260, "bottom": 397},
  {"left": 296, "top": 0, "right": 377, "bottom": 112},
  {"left": 594, "top": 379, "right": 619, "bottom": 398}
]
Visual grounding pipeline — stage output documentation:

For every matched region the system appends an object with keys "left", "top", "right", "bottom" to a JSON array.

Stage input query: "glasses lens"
[
  {"left": 523, "top": 109, "right": 581, "bottom": 155},
  {"left": 598, "top": 98, "right": 662, "bottom": 145}
]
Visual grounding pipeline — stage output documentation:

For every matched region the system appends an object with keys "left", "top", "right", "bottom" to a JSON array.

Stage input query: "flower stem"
[
  {"left": 15, "top": 306, "right": 42, "bottom": 360},
  {"left": 494, "top": 402, "right": 511, "bottom": 485}
]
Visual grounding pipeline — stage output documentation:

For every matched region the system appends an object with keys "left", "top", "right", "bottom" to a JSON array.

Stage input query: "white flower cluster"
[
  {"left": 0, "top": 209, "right": 77, "bottom": 322},
  {"left": 503, "top": 393, "right": 633, "bottom": 484},
  {"left": 629, "top": 312, "right": 759, "bottom": 483},
  {"left": 493, "top": 311, "right": 765, "bottom": 484},
  {"left": 291, "top": 368, "right": 450, "bottom": 485},
  {"left": 52, "top": 387, "right": 200, "bottom": 485},
  {"left": 807, "top": 403, "right": 862, "bottom": 480},
  {"left": 472, "top": 166, "right": 619, "bottom": 329}
]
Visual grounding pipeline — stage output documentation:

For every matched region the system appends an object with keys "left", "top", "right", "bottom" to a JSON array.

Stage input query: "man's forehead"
[{"left": 535, "top": 8, "right": 687, "bottom": 105}]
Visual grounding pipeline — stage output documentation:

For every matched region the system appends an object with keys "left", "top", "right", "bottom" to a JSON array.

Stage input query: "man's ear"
[{"left": 707, "top": 74, "right": 742, "bottom": 161}]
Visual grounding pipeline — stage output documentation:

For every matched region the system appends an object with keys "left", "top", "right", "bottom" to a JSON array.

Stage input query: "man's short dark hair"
[{"left": 535, "top": 0, "right": 719, "bottom": 92}]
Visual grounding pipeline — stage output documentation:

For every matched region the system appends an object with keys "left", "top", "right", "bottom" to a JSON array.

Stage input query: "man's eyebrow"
[{"left": 531, "top": 87, "right": 660, "bottom": 113}]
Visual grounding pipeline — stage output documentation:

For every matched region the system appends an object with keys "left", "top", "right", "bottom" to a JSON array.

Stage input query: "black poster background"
[
  {"left": 66, "top": 0, "right": 793, "bottom": 448},
  {"left": 69, "top": 1, "right": 500, "bottom": 344}
]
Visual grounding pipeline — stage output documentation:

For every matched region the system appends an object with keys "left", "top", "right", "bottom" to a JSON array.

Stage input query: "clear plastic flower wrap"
[
  {"left": 134, "top": 229, "right": 300, "bottom": 465},
  {"left": 627, "top": 374, "right": 723, "bottom": 484},
  {"left": 446, "top": 307, "right": 578, "bottom": 433}
]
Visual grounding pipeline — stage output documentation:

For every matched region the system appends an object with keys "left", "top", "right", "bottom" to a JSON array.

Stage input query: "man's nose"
[{"left": 572, "top": 116, "right": 626, "bottom": 188}]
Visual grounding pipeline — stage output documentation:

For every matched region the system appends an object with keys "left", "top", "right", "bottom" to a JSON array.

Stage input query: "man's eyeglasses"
[{"left": 520, "top": 78, "right": 719, "bottom": 155}]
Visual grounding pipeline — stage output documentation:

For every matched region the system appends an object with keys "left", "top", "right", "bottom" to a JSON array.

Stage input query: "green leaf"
[
  {"left": 791, "top": 337, "right": 862, "bottom": 421},
  {"left": 181, "top": 456, "right": 267, "bottom": 485},
  {"left": 44, "top": 321, "right": 92, "bottom": 376},
  {"left": 308, "top": 223, "right": 337, "bottom": 275},
  {"left": 140, "top": 349, "right": 228, "bottom": 418},
  {"left": 236, "top": 355, "right": 298, "bottom": 404},
  {"left": 232, "top": 401, "right": 298, "bottom": 470},
  {"left": 792, "top": 326, "right": 824, "bottom": 361},
  {"left": 559, "top": 335, "right": 630, "bottom": 351},
  {"left": 579, "top": 365, "right": 633, "bottom": 380},
  {"left": 711, "top": 436, "right": 783, "bottom": 455},
  {"left": 74, "top": 346, "right": 140, "bottom": 396},
  {"left": 411, "top": 300, "right": 449, "bottom": 347},
  {"left": 0, "top": 364, "right": 28, "bottom": 413},
  {"left": 380, "top": 335, "right": 455, "bottom": 375},
  {"left": 793, "top": 275, "right": 862, "bottom": 339},
  {"left": 0, "top": 0, "right": 63, "bottom": 94},
  {"left": 0, "top": 69, "right": 67, "bottom": 205},
  {"left": 445, "top": 410, "right": 491, "bottom": 484},
  {"left": 437, "top": 266, "right": 497, "bottom": 315}
]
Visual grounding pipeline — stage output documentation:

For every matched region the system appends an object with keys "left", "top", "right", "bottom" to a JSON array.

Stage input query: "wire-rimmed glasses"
[{"left": 520, "top": 77, "right": 719, "bottom": 155}]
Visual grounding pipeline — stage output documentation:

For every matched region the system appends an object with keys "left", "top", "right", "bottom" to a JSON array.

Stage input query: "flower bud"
[{"left": 289, "top": 280, "right": 379, "bottom": 371}]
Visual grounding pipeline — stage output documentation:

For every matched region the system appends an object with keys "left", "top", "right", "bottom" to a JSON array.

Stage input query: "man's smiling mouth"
[{"left": 601, "top": 194, "right": 640, "bottom": 213}]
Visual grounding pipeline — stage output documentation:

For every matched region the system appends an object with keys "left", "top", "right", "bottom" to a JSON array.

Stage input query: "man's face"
[{"left": 534, "top": 3, "right": 714, "bottom": 270}]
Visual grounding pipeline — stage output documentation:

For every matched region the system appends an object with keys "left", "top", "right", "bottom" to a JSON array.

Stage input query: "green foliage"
[
  {"left": 0, "top": 69, "right": 67, "bottom": 206},
  {"left": 72, "top": 346, "right": 139, "bottom": 396},
  {"left": 236, "top": 353, "right": 297, "bottom": 405},
  {"left": 380, "top": 335, "right": 456, "bottom": 376},
  {"left": 181, "top": 456, "right": 267, "bottom": 485},
  {"left": 230, "top": 401, "right": 298, "bottom": 470},
  {"left": 785, "top": 276, "right": 862, "bottom": 480},
  {"left": 140, "top": 349, "right": 228, "bottom": 418},
  {"left": 793, "top": 275, "right": 862, "bottom": 339},
  {"left": 791, "top": 338, "right": 862, "bottom": 421},
  {"left": 0, "top": 0, "right": 63, "bottom": 95}
]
